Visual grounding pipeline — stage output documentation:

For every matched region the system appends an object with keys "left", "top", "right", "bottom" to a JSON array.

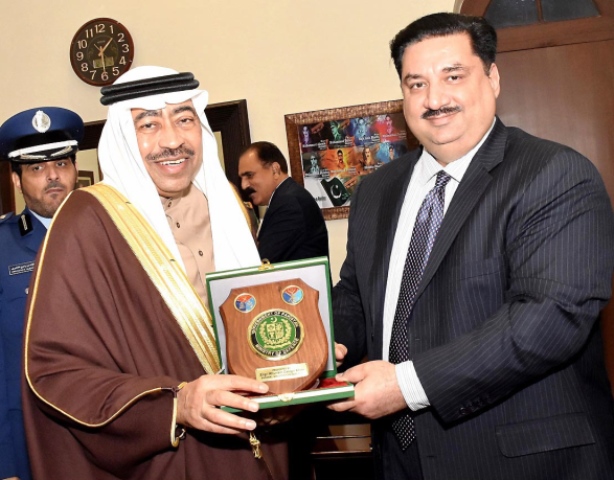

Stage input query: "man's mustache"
[
  {"left": 146, "top": 147, "right": 195, "bottom": 162},
  {"left": 421, "top": 106, "right": 461, "bottom": 119},
  {"left": 45, "top": 181, "right": 65, "bottom": 192},
  {"left": 244, "top": 187, "right": 256, "bottom": 196}
]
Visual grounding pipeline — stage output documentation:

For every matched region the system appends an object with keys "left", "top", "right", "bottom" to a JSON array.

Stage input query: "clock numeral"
[{"left": 71, "top": 19, "right": 134, "bottom": 85}]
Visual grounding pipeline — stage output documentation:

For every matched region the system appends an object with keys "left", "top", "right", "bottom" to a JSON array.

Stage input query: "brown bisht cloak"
[{"left": 22, "top": 190, "right": 288, "bottom": 480}]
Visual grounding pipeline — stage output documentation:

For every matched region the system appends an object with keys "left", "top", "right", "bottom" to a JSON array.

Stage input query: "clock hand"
[
  {"left": 97, "top": 38, "right": 113, "bottom": 71},
  {"left": 91, "top": 44, "right": 105, "bottom": 71},
  {"left": 100, "top": 37, "right": 113, "bottom": 54}
]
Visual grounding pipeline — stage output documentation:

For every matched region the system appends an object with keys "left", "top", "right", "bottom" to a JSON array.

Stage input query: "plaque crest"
[
  {"left": 281, "top": 285, "right": 304, "bottom": 305},
  {"left": 234, "top": 293, "right": 256, "bottom": 313},
  {"left": 249, "top": 309, "right": 303, "bottom": 360},
  {"left": 219, "top": 278, "right": 328, "bottom": 394}
]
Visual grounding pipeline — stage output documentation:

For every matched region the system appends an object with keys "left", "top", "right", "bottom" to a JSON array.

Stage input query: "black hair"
[
  {"left": 390, "top": 12, "right": 497, "bottom": 78},
  {"left": 242, "top": 141, "right": 288, "bottom": 174},
  {"left": 10, "top": 155, "right": 77, "bottom": 178}
]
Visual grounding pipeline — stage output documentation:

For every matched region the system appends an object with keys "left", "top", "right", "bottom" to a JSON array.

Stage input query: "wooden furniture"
[{"left": 311, "top": 411, "right": 373, "bottom": 480}]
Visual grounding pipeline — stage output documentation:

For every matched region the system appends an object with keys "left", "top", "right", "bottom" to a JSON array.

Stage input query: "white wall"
[{"left": 1, "top": 0, "right": 455, "bottom": 280}]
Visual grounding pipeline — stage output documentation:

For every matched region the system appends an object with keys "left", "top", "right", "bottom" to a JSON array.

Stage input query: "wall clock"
[{"left": 69, "top": 18, "right": 134, "bottom": 86}]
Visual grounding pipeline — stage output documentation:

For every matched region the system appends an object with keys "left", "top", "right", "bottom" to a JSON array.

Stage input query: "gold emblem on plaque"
[{"left": 248, "top": 309, "right": 304, "bottom": 361}]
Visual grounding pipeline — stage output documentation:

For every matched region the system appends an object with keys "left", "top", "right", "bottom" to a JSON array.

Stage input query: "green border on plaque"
[
  {"left": 206, "top": 256, "right": 353, "bottom": 410},
  {"left": 222, "top": 382, "right": 355, "bottom": 413}
]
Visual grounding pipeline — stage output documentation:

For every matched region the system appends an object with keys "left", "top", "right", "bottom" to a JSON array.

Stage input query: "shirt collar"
[
  {"left": 417, "top": 118, "right": 496, "bottom": 185},
  {"left": 29, "top": 209, "right": 51, "bottom": 229}
]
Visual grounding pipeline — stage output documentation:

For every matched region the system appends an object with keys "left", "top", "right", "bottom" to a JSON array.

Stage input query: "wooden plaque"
[{"left": 219, "top": 278, "right": 329, "bottom": 394}]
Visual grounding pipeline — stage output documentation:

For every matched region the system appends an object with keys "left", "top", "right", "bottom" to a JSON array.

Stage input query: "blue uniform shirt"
[{"left": 0, "top": 209, "right": 46, "bottom": 480}]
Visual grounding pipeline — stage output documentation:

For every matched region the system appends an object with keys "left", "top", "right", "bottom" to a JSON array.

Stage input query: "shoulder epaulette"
[{"left": 0, "top": 212, "right": 15, "bottom": 224}]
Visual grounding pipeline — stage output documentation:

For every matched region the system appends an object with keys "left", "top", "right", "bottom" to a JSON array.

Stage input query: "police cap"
[{"left": 0, "top": 107, "right": 84, "bottom": 163}]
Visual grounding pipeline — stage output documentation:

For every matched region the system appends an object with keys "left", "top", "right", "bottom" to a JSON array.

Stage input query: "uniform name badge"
[{"left": 219, "top": 278, "right": 328, "bottom": 395}]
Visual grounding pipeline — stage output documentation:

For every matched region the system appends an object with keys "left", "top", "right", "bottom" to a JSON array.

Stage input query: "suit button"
[{"left": 459, "top": 407, "right": 468, "bottom": 415}]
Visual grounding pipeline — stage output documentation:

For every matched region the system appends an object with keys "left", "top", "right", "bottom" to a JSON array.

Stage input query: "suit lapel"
[{"left": 417, "top": 119, "right": 508, "bottom": 298}]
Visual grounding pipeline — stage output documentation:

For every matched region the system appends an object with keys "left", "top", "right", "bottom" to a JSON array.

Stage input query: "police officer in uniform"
[{"left": 0, "top": 107, "right": 83, "bottom": 480}]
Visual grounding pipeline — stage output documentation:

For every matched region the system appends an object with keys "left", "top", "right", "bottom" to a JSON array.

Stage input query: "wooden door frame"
[
  {"left": 0, "top": 162, "right": 14, "bottom": 215},
  {"left": 458, "top": 0, "right": 613, "bottom": 51}
]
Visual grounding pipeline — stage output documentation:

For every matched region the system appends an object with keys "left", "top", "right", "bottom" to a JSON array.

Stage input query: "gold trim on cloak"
[
  {"left": 23, "top": 184, "right": 222, "bottom": 430},
  {"left": 23, "top": 190, "right": 171, "bottom": 428},
  {"left": 84, "top": 183, "right": 222, "bottom": 374}
]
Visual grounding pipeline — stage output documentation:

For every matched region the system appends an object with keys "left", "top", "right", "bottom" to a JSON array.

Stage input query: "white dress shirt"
[{"left": 383, "top": 120, "right": 495, "bottom": 411}]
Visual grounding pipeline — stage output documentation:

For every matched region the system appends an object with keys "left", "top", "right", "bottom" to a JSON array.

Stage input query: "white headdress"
[{"left": 98, "top": 66, "right": 259, "bottom": 271}]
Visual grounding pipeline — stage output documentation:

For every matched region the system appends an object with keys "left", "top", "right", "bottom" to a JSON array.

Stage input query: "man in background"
[
  {"left": 0, "top": 106, "right": 82, "bottom": 480},
  {"left": 22, "top": 67, "right": 288, "bottom": 480},
  {"left": 239, "top": 140, "right": 330, "bottom": 480},
  {"left": 330, "top": 13, "right": 614, "bottom": 480},
  {"left": 239, "top": 141, "right": 329, "bottom": 263}
]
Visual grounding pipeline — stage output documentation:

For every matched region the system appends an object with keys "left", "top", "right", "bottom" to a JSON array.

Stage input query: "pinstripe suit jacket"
[{"left": 333, "top": 118, "right": 614, "bottom": 479}]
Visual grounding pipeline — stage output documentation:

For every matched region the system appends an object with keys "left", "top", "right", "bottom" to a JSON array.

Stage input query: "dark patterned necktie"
[{"left": 389, "top": 170, "right": 452, "bottom": 450}]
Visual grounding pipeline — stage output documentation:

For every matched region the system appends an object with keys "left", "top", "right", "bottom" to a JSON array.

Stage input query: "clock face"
[{"left": 70, "top": 18, "right": 134, "bottom": 86}]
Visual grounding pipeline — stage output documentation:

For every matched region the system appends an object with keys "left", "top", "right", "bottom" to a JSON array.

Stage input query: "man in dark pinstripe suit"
[{"left": 329, "top": 12, "right": 614, "bottom": 480}]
